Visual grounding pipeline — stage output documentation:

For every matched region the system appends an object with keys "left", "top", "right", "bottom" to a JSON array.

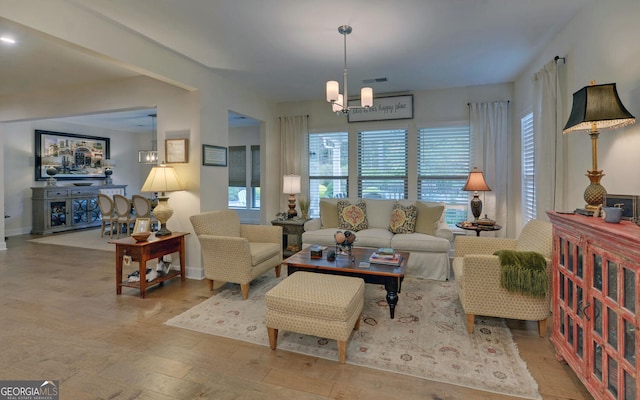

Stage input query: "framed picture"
[
  {"left": 347, "top": 94, "right": 414, "bottom": 123},
  {"left": 133, "top": 218, "right": 151, "bottom": 233},
  {"left": 35, "top": 129, "right": 110, "bottom": 181},
  {"left": 603, "top": 193, "right": 638, "bottom": 221},
  {"left": 165, "top": 138, "right": 189, "bottom": 163},
  {"left": 202, "top": 144, "right": 227, "bottom": 166}
]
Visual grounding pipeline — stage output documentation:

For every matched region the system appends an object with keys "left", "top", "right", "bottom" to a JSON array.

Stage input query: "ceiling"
[{"left": 1, "top": 0, "right": 591, "bottom": 129}]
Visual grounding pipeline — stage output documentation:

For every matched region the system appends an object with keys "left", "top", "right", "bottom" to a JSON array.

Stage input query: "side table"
[
  {"left": 455, "top": 222, "right": 502, "bottom": 236},
  {"left": 109, "top": 232, "right": 189, "bottom": 298},
  {"left": 271, "top": 218, "right": 309, "bottom": 257}
]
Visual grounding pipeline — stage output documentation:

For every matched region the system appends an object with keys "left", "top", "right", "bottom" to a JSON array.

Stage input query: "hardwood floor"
[{"left": 0, "top": 234, "right": 593, "bottom": 400}]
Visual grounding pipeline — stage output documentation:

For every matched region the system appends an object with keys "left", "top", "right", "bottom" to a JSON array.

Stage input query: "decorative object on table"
[
  {"left": 603, "top": 193, "right": 638, "bottom": 221},
  {"left": 282, "top": 174, "right": 301, "bottom": 219},
  {"left": 562, "top": 82, "right": 636, "bottom": 212},
  {"left": 35, "top": 129, "right": 110, "bottom": 181},
  {"left": 45, "top": 166, "right": 58, "bottom": 186},
  {"left": 334, "top": 230, "right": 356, "bottom": 256},
  {"left": 138, "top": 113, "right": 158, "bottom": 164},
  {"left": 298, "top": 196, "right": 310, "bottom": 220},
  {"left": 325, "top": 25, "right": 373, "bottom": 116},
  {"left": 165, "top": 138, "right": 189, "bottom": 163},
  {"left": 131, "top": 231, "right": 151, "bottom": 242},
  {"left": 601, "top": 205, "right": 623, "bottom": 223},
  {"left": 462, "top": 167, "right": 492, "bottom": 220},
  {"left": 103, "top": 159, "right": 114, "bottom": 185},
  {"left": 140, "top": 162, "right": 183, "bottom": 236},
  {"left": 309, "top": 245, "right": 324, "bottom": 259}
]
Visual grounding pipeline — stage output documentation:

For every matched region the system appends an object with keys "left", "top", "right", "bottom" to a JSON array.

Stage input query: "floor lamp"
[{"left": 563, "top": 82, "right": 635, "bottom": 212}]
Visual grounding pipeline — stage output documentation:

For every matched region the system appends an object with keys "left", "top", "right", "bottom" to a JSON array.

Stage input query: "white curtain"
[
  {"left": 469, "top": 101, "right": 510, "bottom": 237},
  {"left": 279, "top": 115, "right": 309, "bottom": 211},
  {"left": 532, "top": 59, "right": 564, "bottom": 221}
]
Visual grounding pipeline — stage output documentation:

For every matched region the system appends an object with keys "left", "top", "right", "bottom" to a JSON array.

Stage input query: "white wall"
[{"left": 514, "top": 0, "right": 640, "bottom": 213}]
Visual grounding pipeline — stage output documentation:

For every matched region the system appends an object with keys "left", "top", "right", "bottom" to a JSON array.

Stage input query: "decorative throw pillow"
[
  {"left": 414, "top": 202, "right": 445, "bottom": 235},
  {"left": 337, "top": 200, "right": 368, "bottom": 231},
  {"left": 388, "top": 203, "right": 418, "bottom": 234},
  {"left": 319, "top": 199, "right": 339, "bottom": 228}
]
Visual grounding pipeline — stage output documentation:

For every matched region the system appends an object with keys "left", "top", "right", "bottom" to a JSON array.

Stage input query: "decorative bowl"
[
  {"left": 73, "top": 182, "right": 93, "bottom": 186},
  {"left": 131, "top": 232, "right": 151, "bottom": 242}
]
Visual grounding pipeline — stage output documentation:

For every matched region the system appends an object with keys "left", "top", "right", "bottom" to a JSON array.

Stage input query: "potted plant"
[{"left": 298, "top": 197, "right": 310, "bottom": 220}]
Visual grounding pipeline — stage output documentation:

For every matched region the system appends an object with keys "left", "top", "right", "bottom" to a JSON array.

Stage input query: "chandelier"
[
  {"left": 325, "top": 25, "right": 373, "bottom": 115},
  {"left": 138, "top": 113, "right": 159, "bottom": 164}
]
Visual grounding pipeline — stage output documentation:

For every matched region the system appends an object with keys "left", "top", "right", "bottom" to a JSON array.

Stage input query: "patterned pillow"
[
  {"left": 388, "top": 203, "right": 418, "bottom": 234},
  {"left": 337, "top": 200, "right": 368, "bottom": 231}
]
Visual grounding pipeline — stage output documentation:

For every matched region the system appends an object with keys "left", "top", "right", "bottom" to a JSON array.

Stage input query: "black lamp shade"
[{"left": 563, "top": 83, "right": 635, "bottom": 133}]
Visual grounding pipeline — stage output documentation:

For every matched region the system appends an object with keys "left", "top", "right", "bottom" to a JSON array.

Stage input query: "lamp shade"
[
  {"left": 563, "top": 83, "right": 636, "bottom": 133},
  {"left": 283, "top": 175, "right": 301, "bottom": 194},
  {"left": 141, "top": 164, "right": 183, "bottom": 194},
  {"left": 462, "top": 167, "right": 491, "bottom": 192}
]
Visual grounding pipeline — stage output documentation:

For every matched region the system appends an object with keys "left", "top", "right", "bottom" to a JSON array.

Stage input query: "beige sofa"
[{"left": 302, "top": 198, "right": 453, "bottom": 280}]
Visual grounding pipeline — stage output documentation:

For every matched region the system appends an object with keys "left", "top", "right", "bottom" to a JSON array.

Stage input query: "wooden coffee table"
[{"left": 283, "top": 246, "right": 407, "bottom": 319}]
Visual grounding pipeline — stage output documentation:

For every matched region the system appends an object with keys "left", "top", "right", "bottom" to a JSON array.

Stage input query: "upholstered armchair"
[
  {"left": 190, "top": 210, "right": 282, "bottom": 299},
  {"left": 452, "top": 219, "right": 553, "bottom": 337}
]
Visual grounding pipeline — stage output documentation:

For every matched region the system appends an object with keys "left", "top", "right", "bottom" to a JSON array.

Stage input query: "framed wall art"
[
  {"left": 347, "top": 94, "right": 414, "bottom": 123},
  {"left": 35, "top": 129, "right": 110, "bottom": 181},
  {"left": 165, "top": 138, "right": 189, "bottom": 163},
  {"left": 202, "top": 144, "right": 227, "bottom": 166}
]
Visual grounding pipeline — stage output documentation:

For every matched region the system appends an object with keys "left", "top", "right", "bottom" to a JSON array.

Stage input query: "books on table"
[{"left": 369, "top": 252, "right": 402, "bottom": 266}]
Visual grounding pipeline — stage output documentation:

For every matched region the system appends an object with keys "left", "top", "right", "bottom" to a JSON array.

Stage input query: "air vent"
[{"left": 362, "top": 77, "right": 388, "bottom": 84}]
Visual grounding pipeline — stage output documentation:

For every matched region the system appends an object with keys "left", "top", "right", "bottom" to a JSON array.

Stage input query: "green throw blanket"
[{"left": 494, "top": 250, "right": 548, "bottom": 298}]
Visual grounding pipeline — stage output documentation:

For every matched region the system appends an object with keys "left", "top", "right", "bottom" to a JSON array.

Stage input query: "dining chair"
[
  {"left": 97, "top": 194, "right": 116, "bottom": 238},
  {"left": 131, "top": 194, "right": 158, "bottom": 231},
  {"left": 113, "top": 194, "right": 133, "bottom": 238}
]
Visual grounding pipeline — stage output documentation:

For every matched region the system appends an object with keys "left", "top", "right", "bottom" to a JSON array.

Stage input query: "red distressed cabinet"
[{"left": 547, "top": 211, "right": 639, "bottom": 400}]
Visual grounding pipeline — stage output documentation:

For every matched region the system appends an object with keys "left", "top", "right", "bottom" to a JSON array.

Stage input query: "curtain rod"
[
  {"left": 554, "top": 56, "right": 566, "bottom": 64},
  {"left": 278, "top": 115, "right": 310, "bottom": 119},
  {"left": 466, "top": 100, "right": 510, "bottom": 106}
]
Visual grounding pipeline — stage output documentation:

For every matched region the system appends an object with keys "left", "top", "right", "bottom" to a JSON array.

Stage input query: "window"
[
  {"left": 521, "top": 113, "right": 535, "bottom": 223},
  {"left": 228, "top": 145, "right": 260, "bottom": 209},
  {"left": 308, "top": 132, "right": 348, "bottom": 217},
  {"left": 357, "top": 129, "right": 407, "bottom": 199},
  {"left": 417, "top": 126, "right": 470, "bottom": 224}
]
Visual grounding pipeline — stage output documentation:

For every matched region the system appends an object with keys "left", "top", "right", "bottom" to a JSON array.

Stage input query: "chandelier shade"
[{"left": 325, "top": 25, "right": 373, "bottom": 115}]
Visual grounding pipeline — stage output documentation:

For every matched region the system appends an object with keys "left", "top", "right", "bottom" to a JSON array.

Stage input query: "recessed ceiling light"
[{"left": 1, "top": 36, "right": 17, "bottom": 44}]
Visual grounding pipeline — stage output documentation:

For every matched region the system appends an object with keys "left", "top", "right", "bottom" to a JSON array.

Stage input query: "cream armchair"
[
  {"left": 190, "top": 210, "right": 282, "bottom": 299},
  {"left": 452, "top": 219, "right": 552, "bottom": 337}
]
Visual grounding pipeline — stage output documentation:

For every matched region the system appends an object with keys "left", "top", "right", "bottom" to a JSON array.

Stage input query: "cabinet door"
[
  {"left": 47, "top": 200, "right": 68, "bottom": 229},
  {"left": 71, "top": 197, "right": 100, "bottom": 226},
  {"left": 587, "top": 244, "right": 638, "bottom": 400},
  {"left": 552, "top": 228, "right": 587, "bottom": 372}
]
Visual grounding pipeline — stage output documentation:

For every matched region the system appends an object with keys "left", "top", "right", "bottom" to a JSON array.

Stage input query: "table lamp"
[
  {"left": 141, "top": 163, "right": 183, "bottom": 236},
  {"left": 283, "top": 175, "right": 301, "bottom": 219},
  {"left": 563, "top": 82, "right": 635, "bottom": 212},
  {"left": 462, "top": 167, "right": 491, "bottom": 221}
]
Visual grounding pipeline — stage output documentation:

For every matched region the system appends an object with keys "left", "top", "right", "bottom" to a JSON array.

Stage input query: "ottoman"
[{"left": 265, "top": 271, "right": 365, "bottom": 364}]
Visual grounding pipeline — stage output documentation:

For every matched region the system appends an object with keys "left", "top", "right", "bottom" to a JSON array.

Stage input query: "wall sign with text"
[{"left": 347, "top": 94, "right": 413, "bottom": 123}]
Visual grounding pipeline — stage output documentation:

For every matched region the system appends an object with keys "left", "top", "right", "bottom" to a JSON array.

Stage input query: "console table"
[
  {"left": 547, "top": 211, "right": 639, "bottom": 399},
  {"left": 109, "top": 232, "right": 188, "bottom": 298},
  {"left": 31, "top": 184, "right": 127, "bottom": 234}
]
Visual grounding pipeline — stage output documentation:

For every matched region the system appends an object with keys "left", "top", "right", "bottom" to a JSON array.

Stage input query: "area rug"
[
  {"left": 29, "top": 228, "right": 115, "bottom": 251},
  {"left": 165, "top": 274, "right": 540, "bottom": 399}
]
